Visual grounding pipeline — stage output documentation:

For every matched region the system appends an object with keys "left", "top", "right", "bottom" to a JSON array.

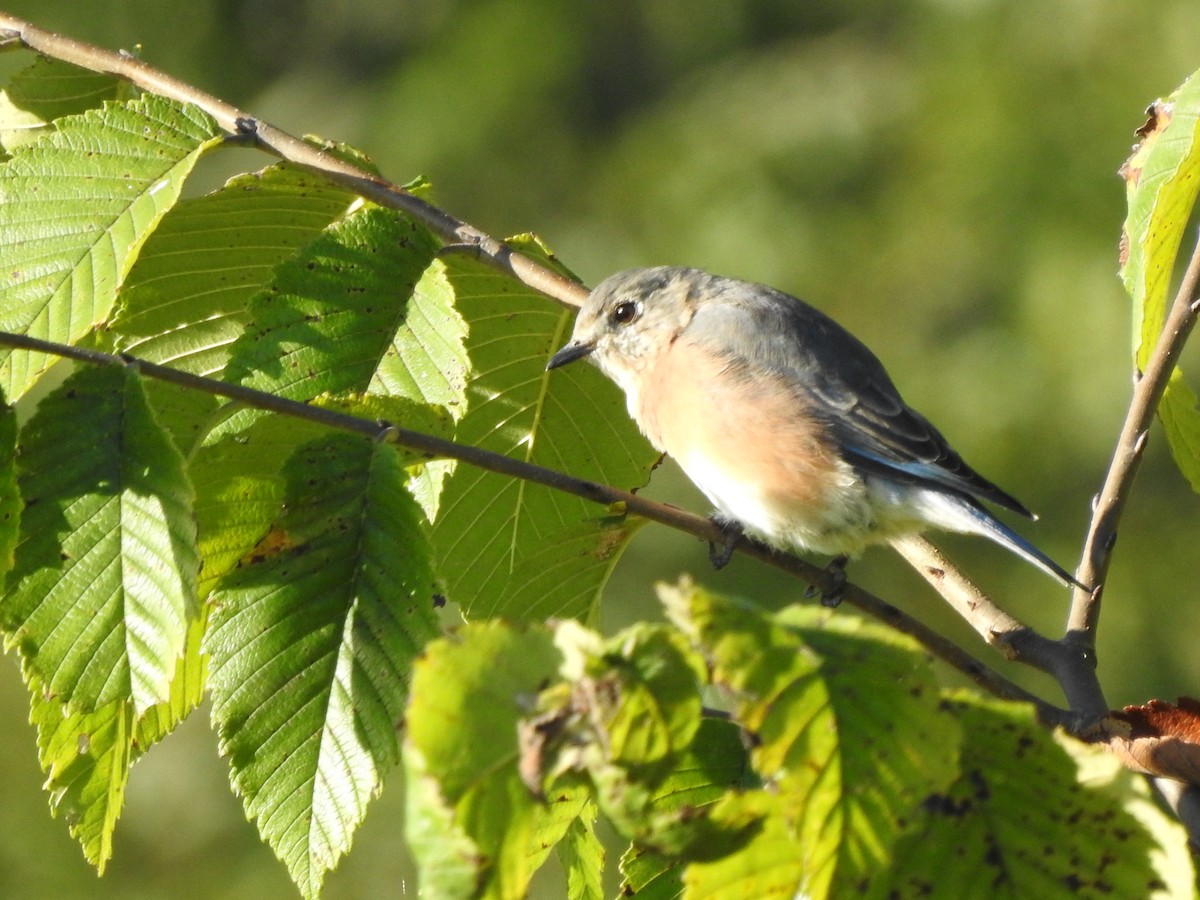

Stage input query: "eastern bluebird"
[{"left": 547, "top": 266, "right": 1084, "bottom": 590}]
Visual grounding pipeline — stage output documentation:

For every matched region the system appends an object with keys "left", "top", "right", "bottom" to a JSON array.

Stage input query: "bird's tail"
[{"left": 925, "top": 493, "right": 1089, "bottom": 591}]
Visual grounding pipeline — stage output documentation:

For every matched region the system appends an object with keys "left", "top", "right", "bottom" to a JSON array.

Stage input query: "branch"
[
  {"left": 890, "top": 535, "right": 1058, "bottom": 668},
  {"left": 0, "top": 329, "right": 1072, "bottom": 728},
  {"left": 1068, "top": 226, "right": 1200, "bottom": 713},
  {"left": 0, "top": 13, "right": 588, "bottom": 311}
]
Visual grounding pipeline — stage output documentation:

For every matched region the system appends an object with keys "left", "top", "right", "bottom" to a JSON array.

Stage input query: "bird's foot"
[
  {"left": 707, "top": 514, "right": 744, "bottom": 570},
  {"left": 803, "top": 555, "right": 848, "bottom": 607}
]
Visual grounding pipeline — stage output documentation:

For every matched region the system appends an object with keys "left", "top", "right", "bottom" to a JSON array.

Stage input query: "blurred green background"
[{"left": 2, "top": 1, "right": 1199, "bottom": 897}]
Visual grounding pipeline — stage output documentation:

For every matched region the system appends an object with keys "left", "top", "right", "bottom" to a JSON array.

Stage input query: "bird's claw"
[
  {"left": 707, "top": 515, "right": 744, "bottom": 570},
  {"left": 803, "top": 555, "right": 848, "bottom": 607}
]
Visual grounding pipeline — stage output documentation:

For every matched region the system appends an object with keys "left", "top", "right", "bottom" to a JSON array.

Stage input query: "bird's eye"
[{"left": 612, "top": 301, "right": 640, "bottom": 325}]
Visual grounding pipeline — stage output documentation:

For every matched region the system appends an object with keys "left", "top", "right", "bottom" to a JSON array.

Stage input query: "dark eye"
[{"left": 612, "top": 301, "right": 640, "bottom": 325}]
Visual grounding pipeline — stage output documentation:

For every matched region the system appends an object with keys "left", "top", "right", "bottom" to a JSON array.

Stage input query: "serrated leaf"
[
  {"left": 433, "top": 242, "right": 656, "bottom": 622},
  {"left": 1066, "top": 736, "right": 1195, "bottom": 899},
  {"left": 1120, "top": 69, "right": 1200, "bottom": 489},
  {"left": 662, "top": 581, "right": 961, "bottom": 899},
  {"left": 0, "top": 94, "right": 222, "bottom": 399},
  {"left": 2, "top": 365, "right": 197, "bottom": 714},
  {"left": 108, "top": 163, "right": 362, "bottom": 453},
  {"left": 222, "top": 205, "right": 443, "bottom": 409},
  {"left": 368, "top": 257, "right": 469, "bottom": 417},
  {"left": 132, "top": 607, "right": 209, "bottom": 753},
  {"left": 29, "top": 686, "right": 134, "bottom": 872},
  {"left": 681, "top": 792, "right": 807, "bottom": 900},
  {"left": 863, "top": 695, "right": 1165, "bottom": 899},
  {"left": 777, "top": 606, "right": 963, "bottom": 894},
  {"left": 0, "top": 56, "right": 123, "bottom": 152},
  {"left": 206, "top": 431, "right": 440, "bottom": 899},
  {"left": 559, "top": 805, "right": 604, "bottom": 900},
  {"left": 404, "top": 620, "right": 584, "bottom": 899},
  {"left": 1157, "top": 368, "right": 1200, "bottom": 491},
  {"left": 191, "top": 393, "right": 453, "bottom": 598},
  {"left": 617, "top": 717, "right": 757, "bottom": 899},
  {"left": 620, "top": 845, "right": 683, "bottom": 900}
]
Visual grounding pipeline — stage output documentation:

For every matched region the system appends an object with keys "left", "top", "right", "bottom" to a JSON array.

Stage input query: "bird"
[{"left": 546, "top": 265, "right": 1086, "bottom": 593}]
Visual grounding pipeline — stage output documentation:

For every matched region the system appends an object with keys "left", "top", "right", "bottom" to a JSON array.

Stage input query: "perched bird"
[{"left": 547, "top": 266, "right": 1084, "bottom": 591}]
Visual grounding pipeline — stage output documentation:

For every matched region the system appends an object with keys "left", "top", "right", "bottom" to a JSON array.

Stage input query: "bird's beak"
[{"left": 546, "top": 340, "right": 595, "bottom": 370}]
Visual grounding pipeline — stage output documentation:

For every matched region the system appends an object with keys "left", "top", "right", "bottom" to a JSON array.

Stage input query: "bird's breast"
[{"left": 634, "top": 338, "right": 872, "bottom": 554}]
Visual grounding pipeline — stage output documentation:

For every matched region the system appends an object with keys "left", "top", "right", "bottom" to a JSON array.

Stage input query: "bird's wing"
[{"left": 702, "top": 286, "right": 1033, "bottom": 517}]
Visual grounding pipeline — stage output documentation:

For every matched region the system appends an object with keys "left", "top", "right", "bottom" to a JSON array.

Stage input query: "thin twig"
[
  {"left": 1068, "top": 227, "right": 1200, "bottom": 714},
  {"left": 0, "top": 13, "right": 589, "bottom": 311},
  {"left": 890, "top": 535, "right": 1058, "bottom": 668},
  {"left": 0, "top": 329, "right": 1071, "bottom": 726}
]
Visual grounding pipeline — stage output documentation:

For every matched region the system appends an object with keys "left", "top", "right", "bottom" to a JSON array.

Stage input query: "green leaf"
[
  {"left": 132, "top": 608, "right": 209, "bottom": 753},
  {"left": 1067, "top": 737, "right": 1195, "bottom": 898},
  {"left": 0, "top": 56, "right": 124, "bottom": 152},
  {"left": 432, "top": 241, "right": 656, "bottom": 622},
  {"left": 777, "top": 606, "right": 963, "bottom": 895},
  {"left": 617, "top": 717, "right": 757, "bottom": 899},
  {"left": 863, "top": 694, "right": 1165, "bottom": 899},
  {"left": 1120, "top": 69, "right": 1200, "bottom": 489},
  {"left": 662, "top": 580, "right": 961, "bottom": 899},
  {"left": 368, "top": 257, "right": 469, "bottom": 417},
  {"left": 3, "top": 365, "right": 197, "bottom": 714},
  {"left": 191, "top": 393, "right": 453, "bottom": 598},
  {"left": 107, "top": 163, "right": 362, "bottom": 453},
  {"left": 620, "top": 845, "right": 683, "bottom": 900},
  {"left": 206, "top": 431, "right": 440, "bottom": 899},
  {"left": 0, "top": 95, "right": 222, "bottom": 399},
  {"left": 404, "top": 620, "right": 584, "bottom": 899},
  {"left": 681, "top": 792, "right": 808, "bottom": 900},
  {"left": 0, "top": 394, "right": 19, "bottom": 584},
  {"left": 559, "top": 805, "right": 605, "bottom": 900},
  {"left": 222, "top": 205, "right": 443, "bottom": 409},
  {"left": 29, "top": 687, "right": 134, "bottom": 872}
]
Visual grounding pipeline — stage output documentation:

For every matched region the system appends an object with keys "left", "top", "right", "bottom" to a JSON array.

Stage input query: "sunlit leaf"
[
  {"left": 206, "top": 431, "right": 440, "bottom": 898},
  {"left": 862, "top": 694, "right": 1164, "bottom": 899},
  {"left": 29, "top": 686, "right": 134, "bottom": 872},
  {"left": 108, "top": 163, "right": 362, "bottom": 453},
  {"left": 433, "top": 240, "right": 655, "bottom": 622},
  {"left": 0, "top": 95, "right": 222, "bottom": 399},
  {"left": 0, "top": 56, "right": 123, "bottom": 152},
  {"left": 2, "top": 365, "right": 197, "bottom": 714},
  {"left": 1120, "top": 68, "right": 1200, "bottom": 489},
  {"left": 662, "top": 580, "right": 961, "bottom": 899},
  {"left": 405, "top": 620, "right": 586, "bottom": 899},
  {"left": 559, "top": 805, "right": 604, "bottom": 900}
]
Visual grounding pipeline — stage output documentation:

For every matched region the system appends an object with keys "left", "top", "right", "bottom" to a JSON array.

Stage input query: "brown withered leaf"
[{"left": 1097, "top": 696, "right": 1200, "bottom": 785}]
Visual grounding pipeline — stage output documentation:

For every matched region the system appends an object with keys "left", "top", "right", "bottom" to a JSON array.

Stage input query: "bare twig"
[
  {"left": 0, "top": 329, "right": 1071, "bottom": 726},
  {"left": 1068, "top": 227, "right": 1200, "bottom": 715},
  {"left": 890, "top": 535, "right": 1058, "bottom": 666},
  {"left": 0, "top": 13, "right": 589, "bottom": 311}
]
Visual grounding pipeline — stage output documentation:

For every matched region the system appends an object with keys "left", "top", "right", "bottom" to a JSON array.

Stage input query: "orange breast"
[{"left": 636, "top": 338, "right": 848, "bottom": 524}]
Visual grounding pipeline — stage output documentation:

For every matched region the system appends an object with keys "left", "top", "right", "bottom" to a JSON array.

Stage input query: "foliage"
[{"left": 0, "top": 29, "right": 1197, "bottom": 900}]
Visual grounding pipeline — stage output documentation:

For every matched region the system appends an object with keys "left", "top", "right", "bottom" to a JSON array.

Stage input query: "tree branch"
[
  {"left": 0, "top": 13, "right": 589, "bottom": 311},
  {"left": 889, "top": 535, "right": 1059, "bottom": 669},
  {"left": 0, "top": 329, "right": 1072, "bottom": 728},
  {"left": 1068, "top": 226, "right": 1200, "bottom": 716}
]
